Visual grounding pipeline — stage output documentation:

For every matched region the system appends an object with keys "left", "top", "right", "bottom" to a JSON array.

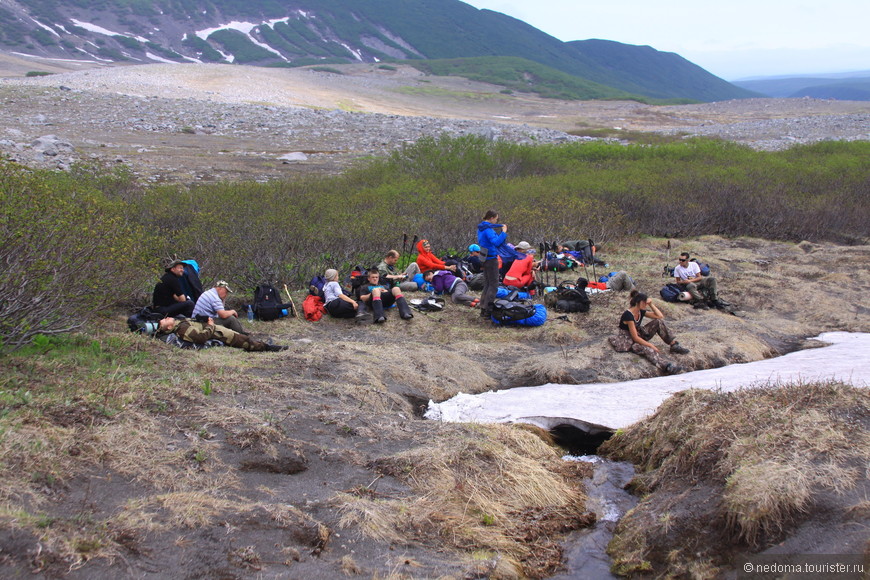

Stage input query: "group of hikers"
[{"left": 146, "top": 210, "right": 730, "bottom": 373}]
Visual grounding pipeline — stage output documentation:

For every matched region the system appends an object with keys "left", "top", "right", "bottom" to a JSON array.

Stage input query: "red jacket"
[
  {"left": 416, "top": 239, "right": 448, "bottom": 271},
  {"left": 504, "top": 254, "right": 535, "bottom": 288}
]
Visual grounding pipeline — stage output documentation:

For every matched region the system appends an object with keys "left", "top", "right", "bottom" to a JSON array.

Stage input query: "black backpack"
[
  {"left": 127, "top": 306, "right": 163, "bottom": 333},
  {"left": 491, "top": 298, "right": 536, "bottom": 323},
  {"left": 660, "top": 283, "right": 683, "bottom": 302},
  {"left": 253, "top": 284, "right": 284, "bottom": 321},
  {"left": 545, "top": 280, "right": 590, "bottom": 313}
]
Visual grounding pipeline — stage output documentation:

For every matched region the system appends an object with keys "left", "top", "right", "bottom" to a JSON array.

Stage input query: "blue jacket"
[{"left": 477, "top": 221, "right": 507, "bottom": 261}]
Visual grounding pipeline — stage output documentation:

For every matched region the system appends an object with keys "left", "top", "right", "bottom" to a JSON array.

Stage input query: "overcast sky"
[{"left": 463, "top": 0, "right": 870, "bottom": 80}]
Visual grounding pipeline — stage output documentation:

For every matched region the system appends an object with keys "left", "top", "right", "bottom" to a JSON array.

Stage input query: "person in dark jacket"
[
  {"left": 422, "top": 269, "right": 478, "bottom": 307},
  {"left": 476, "top": 210, "right": 507, "bottom": 318},
  {"left": 152, "top": 258, "right": 195, "bottom": 317}
]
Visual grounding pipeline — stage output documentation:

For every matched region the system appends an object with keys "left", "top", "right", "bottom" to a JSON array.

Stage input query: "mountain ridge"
[{"left": 0, "top": 0, "right": 756, "bottom": 102}]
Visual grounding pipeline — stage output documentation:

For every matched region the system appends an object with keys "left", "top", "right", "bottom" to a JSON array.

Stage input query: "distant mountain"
[
  {"left": 734, "top": 73, "right": 870, "bottom": 101},
  {"left": 0, "top": 0, "right": 757, "bottom": 102}
]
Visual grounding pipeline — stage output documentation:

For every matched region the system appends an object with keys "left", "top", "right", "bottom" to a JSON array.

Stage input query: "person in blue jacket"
[{"left": 477, "top": 210, "right": 507, "bottom": 318}]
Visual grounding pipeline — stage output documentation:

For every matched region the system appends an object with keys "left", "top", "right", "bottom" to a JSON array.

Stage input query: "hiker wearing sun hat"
[
  {"left": 152, "top": 257, "right": 195, "bottom": 318},
  {"left": 192, "top": 280, "right": 247, "bottom": 334}
]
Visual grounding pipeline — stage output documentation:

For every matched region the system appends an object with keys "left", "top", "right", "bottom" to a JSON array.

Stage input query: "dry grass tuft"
[
  {"left": 338, "top": 422, "right": 590, "bottom": 577},
  {"left": 602, "top": 380, "right": 870, "bottom": 571}
]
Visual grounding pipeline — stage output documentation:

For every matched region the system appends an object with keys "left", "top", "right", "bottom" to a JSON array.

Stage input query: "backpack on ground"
[
  {"left": 254, "top": 284, "right": 288, "bottom": 321},
  {"left": 491, "top": 298, "right": 537, "bottom": 323},
  {"left": 127, "top": 306, "right": 164, "bottom": 334},
  {"left": 308, "top": 275, "right": 327, "bottom": 299},
  {"left": 410, "top": 296, "right": 445, "bottom": 313},
  {"left": 691, "top": 258, "right": 711, "bottom": 277},
  {"left": 544, "top": 280, "right": 590, "bottom": 313},
  {"left": 180, "top": 260, "right": 204, "bottom": 302},
  {"left": 660, "top": 283, "right": 683, "bottom": 302}
]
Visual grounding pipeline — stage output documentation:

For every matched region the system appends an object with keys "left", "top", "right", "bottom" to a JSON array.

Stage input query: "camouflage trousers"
[
  {"left": 609, "top": 319, "right": 676, "bottom": 371},
  {"left": 175, "top": 320, "right": 268, "bottom": 351},
  {"left": 683, "top": 276, "right": 718, "bottom": 302}
]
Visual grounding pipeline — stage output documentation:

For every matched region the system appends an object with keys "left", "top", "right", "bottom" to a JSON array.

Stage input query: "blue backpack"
[{"left": 660, "top": 283, "right": 683, "bottom": 302}]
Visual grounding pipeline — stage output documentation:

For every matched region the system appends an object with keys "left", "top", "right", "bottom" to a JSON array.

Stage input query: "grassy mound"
[{"left": 601, "top": 382, "right": 870, "bottom": 576}]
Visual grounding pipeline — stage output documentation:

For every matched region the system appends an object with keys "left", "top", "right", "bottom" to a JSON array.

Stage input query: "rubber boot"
[
  {"left": 355, "top": 300, "right": 369, "bottom": 319},
  {"left": 396, "top": 296, "right": 414, "bottom": 320},
  {"left": 371, "top": 299, "right": 386, "bottom": 324}
]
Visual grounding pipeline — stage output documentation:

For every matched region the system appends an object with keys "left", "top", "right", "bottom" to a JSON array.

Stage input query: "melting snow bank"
[{"left": 425, "top": 332, "right": 870, "bottom": 432}]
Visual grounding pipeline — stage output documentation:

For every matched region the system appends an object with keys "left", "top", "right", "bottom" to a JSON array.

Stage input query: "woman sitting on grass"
[
  {"left": 609, "top": 290, "right": 689, "bottom": 374},
  {"left": 323, "top": 269, "right": 358, "bottom": 319}
]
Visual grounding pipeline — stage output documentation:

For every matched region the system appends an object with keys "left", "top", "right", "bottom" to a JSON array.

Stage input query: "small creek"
[{"left": 425, "top": 332, "right": 870, "bottom": 577}]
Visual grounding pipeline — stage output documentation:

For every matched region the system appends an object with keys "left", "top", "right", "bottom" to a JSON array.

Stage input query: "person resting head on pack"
[
  {"left": 192, "top": 280, "right": 246, "bottom": 335},
  {"left": 378, "top": 249, "right": 421, "bottom": 293},
  {"left": 422, "top": 269, "right": 479, "bottom": 307},
  {"left": 608, "top": 290, "right": 689, "bottom": 374},
  {"left": 152, "top": 258, "right": 195, "bottom": 318},
  {"left": 357, "top": 268, "right": 414, "bottom": 323},
  {"left": 322, "top": 268, "right": 359, "bottom": 319},
  {"left": 155, "top": 316, "right": 287, "bottom": 351}
]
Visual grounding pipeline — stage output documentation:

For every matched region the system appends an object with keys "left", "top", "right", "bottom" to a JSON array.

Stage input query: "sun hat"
[
  {"left": 215, "top": 280, "right": 233, "bottom": 293},
  {"left": 164, "top": 257, "right": 184, "bottom": 271},
  {"left": 515, "top": 241, "right": 532, "bottom": 251}
]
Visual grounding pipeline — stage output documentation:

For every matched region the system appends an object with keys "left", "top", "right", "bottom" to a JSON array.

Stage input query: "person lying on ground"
[
  {"left": 378, "top": 249, "right": 421, "bottom": 293},
  {"left": 608, "top": 290, "right": 689, "bottom": 374},
  {"left": 152, "top": 258, "right": 195, "bottom": 318},
  {"left": 422, "top": 269, "right": 479, "bottom": 307},
  {"left": 155, "top": 316, "right": 287, "bottom": 351},
  {"left": 603, "top": 271, "right": 636, "bottom": 292},
  {"left": 503, "top": 241, "right": 540, "bottom": 289},
  {"left": 323, "top": 268, "right": 358, "bottom": 318},
  {"left": 358, "top": 268, "right": 414, "bottom": 323},
  {"left": 415, "top": 239, "right": 456, "bottom": 273},
  {"left": 192, "top": 280, "right": 247, "bottom": 334},
  {"left": 673, "top": 252, "right": 726, "bottom": 310}
]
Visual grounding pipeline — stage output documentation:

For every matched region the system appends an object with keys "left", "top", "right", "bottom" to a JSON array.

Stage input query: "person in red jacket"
[
  {"left": 503, "top": 241, "right": 539, "bottom": 289},
  {"left": 415, "top": 239, "right": 456, "bottom": 273}
]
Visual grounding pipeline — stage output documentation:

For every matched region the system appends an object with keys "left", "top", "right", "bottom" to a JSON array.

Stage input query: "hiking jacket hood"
[
  {"left": 477, "top": 221, "right": 507, "bottom": 261},
  {"left": 416, "top": 239, "right": 448, "bottom": 271}
]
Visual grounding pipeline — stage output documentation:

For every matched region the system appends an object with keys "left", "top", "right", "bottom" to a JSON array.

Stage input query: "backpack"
[
  {"left": 308, "top": 275, "right": 326, "bottom": 299},
  {"left": 660, "top": 283, "right": 683, "bottom": 302},
  {"left": 179, "top": 260, "right": 204, "bottom": 302},
  {"left": 410, "top": 296, "right": 445, "bottom": 313},
  {"left": 544, "top": 280, "right": 590, "bottom": 313},
  {"left": 691, "top": 258, "right": 711, "bottom": 277},
  {"left": 491, "top": 298, "right": 537, "bottom": 323},
  {"left": 254, "top": 284, "right": 286, "bottom": 321},
  {"left": 127, "top": 306, "right": 163, "bottom": 334}
]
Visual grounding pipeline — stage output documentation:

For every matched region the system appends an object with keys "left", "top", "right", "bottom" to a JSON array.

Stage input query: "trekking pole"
[
  {"left": 408, "top": 234, "right": 418, "bottom": 270},
  {"left": 401, "top": 232, "right": 408, "bottom": 267},
  {"left": 588, "top": 238, "right": 597, "bottom": 282},
  {"left": 663, "top": 239, "right": 671, "bottom": 278},
  {"left": 538, "top": 242, "right": 546, "bottom": 291},
  {"left": 550, "top": 240, "right": 559, "bottom": 288}
]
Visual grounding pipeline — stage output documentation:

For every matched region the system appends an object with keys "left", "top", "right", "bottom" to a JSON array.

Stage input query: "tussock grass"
[
  {"left": 337, "top": 423, "right": 591, "bottom": 577},
  {"left": 601, "top": 381, "right": 870, "bottom": 574}
]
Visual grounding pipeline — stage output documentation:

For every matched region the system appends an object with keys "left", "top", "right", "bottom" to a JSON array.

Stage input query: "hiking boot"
[
  {"left": 693, "top": 301, "right": 709, "bottom": 310},
  {"left": 670, "top": 342, "right": 690, "bottom": 355},
  {"left": 480, "top": 308, "right": 492, "bottom": 319},
  {"left": 712, "top": 299, "right": 731, "bottom": 309},
  {"left": 396, "top": 296, "right": 414, "bottom": 320},
  {"left": 469, "top": 299, "right": 480, "bottom": 308},
  {"left": 371, "top": 299, "right": 386, "bottom": 324},
  {"left": 265, "top": 344, "right": 288, "bottom": 352}
]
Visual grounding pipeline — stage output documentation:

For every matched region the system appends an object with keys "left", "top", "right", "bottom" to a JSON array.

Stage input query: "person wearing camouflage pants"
[
  {"left": 609, "top": 291, "right": 689, "bottom": 374},
  {"left": 157, "top": 317, "right": 286, "bottom": 351}
]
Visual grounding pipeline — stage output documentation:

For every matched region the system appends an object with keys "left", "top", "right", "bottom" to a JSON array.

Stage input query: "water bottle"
[{"left": 247, "top": 304, "right": 254, "bottom": 323}]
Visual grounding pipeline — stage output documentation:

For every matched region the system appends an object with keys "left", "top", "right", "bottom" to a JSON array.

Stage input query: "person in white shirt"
[{"left": 673, "top": 252, "right": 721, "bottom": 309}]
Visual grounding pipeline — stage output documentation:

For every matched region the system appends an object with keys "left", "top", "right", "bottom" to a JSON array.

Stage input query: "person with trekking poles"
[
  {"left": 322, "top": 268, "right": 359, "bottom": 318},
  {"left": 608, "top": 290, "right": 690, "bottom": 375},
  {"left": 673, "top": 252, "right": 725, "bottom": 310},
  {"left": 477, "top": 210, "right": 508, "bottom": 318}
]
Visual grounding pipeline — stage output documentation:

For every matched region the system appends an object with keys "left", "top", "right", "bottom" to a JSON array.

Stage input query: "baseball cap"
[
  {"left": 468, "top": 244, "right": 481, "bottom": 252},
  {"left": 215, "top": 280, "right": 233, "bottom": 293}
]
